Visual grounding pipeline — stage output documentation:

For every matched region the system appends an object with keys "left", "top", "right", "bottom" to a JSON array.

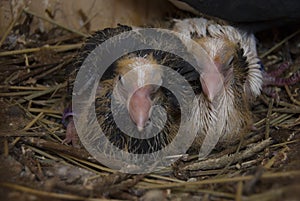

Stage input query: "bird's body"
[
  {"left": 65, "top": 25, "right": 200, "bottom": 154},
  {"left": 64, "top": 18, "right": 264, "bottom": 158},
  {"left": 171, "top": 18, "right": 263, "bottom": 153}
]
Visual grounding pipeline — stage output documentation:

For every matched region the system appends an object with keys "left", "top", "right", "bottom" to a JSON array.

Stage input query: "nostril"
[{"left": 145, "top": 119, "right": 151, "bottom": 127}]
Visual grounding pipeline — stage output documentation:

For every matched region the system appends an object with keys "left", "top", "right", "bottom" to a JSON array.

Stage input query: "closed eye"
[
  {"left": 227, "top": 56, "right": 234, "bottom": 67},
  {"left": 221, "top": 55, "right": 234, "bottom": 74}
]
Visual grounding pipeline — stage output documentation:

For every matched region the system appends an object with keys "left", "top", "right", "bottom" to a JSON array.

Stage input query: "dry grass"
[{"left": 0, "top": 8, "right": 299, "bottom": 201}]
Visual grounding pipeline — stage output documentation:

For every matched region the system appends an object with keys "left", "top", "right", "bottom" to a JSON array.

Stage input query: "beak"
[
  {"left": 200, "top": 72, "right": 224, "bottom": 102},
  {"left": 128, "top": 86, "right": 152, "bottom": 131}
]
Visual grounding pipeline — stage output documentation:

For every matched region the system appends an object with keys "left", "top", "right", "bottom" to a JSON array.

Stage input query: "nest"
[{"left": 0, "top": 8, "right": 300, "bottom": 201}]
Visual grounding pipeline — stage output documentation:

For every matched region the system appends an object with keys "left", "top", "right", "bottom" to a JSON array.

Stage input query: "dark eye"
[{"left": 117, "top": 75, "right": 124, "bottom": 85}]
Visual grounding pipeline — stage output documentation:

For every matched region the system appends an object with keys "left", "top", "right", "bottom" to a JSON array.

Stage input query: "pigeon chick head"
[
  {"left": 194, "top": 37, "right": 235, "bottom": 102},
  {"left": 195, "top": 35, "right": 261, "bottom": 102},
  {"left": 114, "top": 54, "right": 163, "bottom": 132},
  {"left": 173, "top": 18, "right": 263, "bottom": 102}
]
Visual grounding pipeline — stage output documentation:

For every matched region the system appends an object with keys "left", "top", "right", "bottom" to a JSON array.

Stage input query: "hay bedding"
[{"left": 0, "top": 8, "right": 300, "bottom": 201}]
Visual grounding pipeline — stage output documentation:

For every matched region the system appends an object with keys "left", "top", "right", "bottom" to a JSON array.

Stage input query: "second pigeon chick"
[{"left": 172, "top": 18, "right": 263, "bottom": 157}]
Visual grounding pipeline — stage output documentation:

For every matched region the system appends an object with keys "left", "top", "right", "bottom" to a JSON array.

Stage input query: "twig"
[
  {"left": 254, "top": 113, "right": 295, "bottom": 129},
  {"left": 176, "top": 187, "right": 236, "bottom": 199},
  {"left": 141, "top": 170, "right": 300, "bottom": 189},
  {"left": 92, "top": 173, "right": 144, "bottom": 197},
  {"left": 0, "top": 44, "right": 82, "bottom": 57},
  {"left": 59, "top": 153, "right": 184, "bottom": 187},
  {"left": 10, "top": 112, "right": 45, "bottom": 147},
  {"left": 0, "top": 182, "right": 120, "bottom": 201},
  {"left": 13, "top": 102, "right": 62, "bottom": 140},
  {"left": 214, "top": 138, "right": 244, "bottom": 177},
  {"left": 0, "top": 8, "right": 24, "bottom": 47},
  {"left": 264, "top": 147, "right": 289, "bottom": 169},
  {"left": 0, "top": 85, "right": 50, "bottom": 90},
  {"left": 3, "top": 139, "right": 9, "bottom": 156},
  {"left": 78, "top": 12, "right": 99, "bottom": 31},
  {"left": 23, "top": 112, "right": 44, "bottom": 131},
  {"left": 0, "top": 131, "right": 46, "bottom": 137},
  {"left": 17, "top": 83, "right": 66, "bottom": 104},
  {"left": 28, "top": 108, "right": 62, "bottom": 115},
  {"left": 183, "top": 138, "right": 272, "bottom": 171},
  {"left": 260, "top": 29, "right": 300, "bottom": 58},
  {"left": 23, "top": 137, "right": 91, "bottom": 159},
  {"left": 270, "top": 113, "right": 294, "bottom": 126},
  {"left": 33, "top": 57, "right": 73, "bottom": 81},
  {"left": 270, "top": 139, "right": 299, "bottom": 148},
  {"left": 284, "top": 85, "right": 300, "bottom": 106},
  {"left": 253, "top": 113, "right": 277, "bottom": 128},
  {"left": 278, "top": 100, "right": 300, "bottom": 108},
  {"left": 184, "top": 169, "right": 225, "bottom": 177},
  {"left": 254, "top": 108, "right": 300, "bottom": 113},
  {"left": 147, "top": 174, "right": 184, "bottom": 183},
  {"left": 56, "top": 153, "right": 103, "bottom": 175},
  {"left": 190, "top": 133, "right": 264, "bottom": 165},
  {"left": 265, "top": 98, "right": 274, "bottom": 139},
  {"left": 25, "top": 145, "right": 62, "bottom": 161},
  {"left": 60, "top": 153, "right": 115, "bottom": 173},
  {"left": 23, "top": 9, "right": 88, "bottom": 37},
  {"left": 0, "top": 91, "right": 34, "bottom": 96},
  {"left": 235, "top": 181, "right": 243, "bottom": 201}
]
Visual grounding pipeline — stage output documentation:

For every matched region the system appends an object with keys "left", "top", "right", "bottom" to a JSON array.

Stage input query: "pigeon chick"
[
  {"left": 62, "top": 25, "right": 132, "bottom": 147},
  {"left": 63, "top": 25, "right": 199, "bottom": 153},
  {"left": 172, "top": 18, "right": 263, "bottom": 155}
]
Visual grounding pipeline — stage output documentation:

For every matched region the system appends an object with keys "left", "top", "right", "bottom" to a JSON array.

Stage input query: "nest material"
[{"left": 0, "top": 9, "right": 300, "bottom": 201}]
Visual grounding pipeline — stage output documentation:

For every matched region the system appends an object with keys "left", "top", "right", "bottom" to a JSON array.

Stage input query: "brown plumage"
[
  {"left": 95, "top": 54, "right": 180, "bottom": 154},
  {"left": 172, "top": 18, "right": 263, "bottom": 156},
  {"left": 64, "top": 18, "right": 264, "bottom": 159},
  {"left": 64, "top": 25, "right": 200, "bottom": 155}
]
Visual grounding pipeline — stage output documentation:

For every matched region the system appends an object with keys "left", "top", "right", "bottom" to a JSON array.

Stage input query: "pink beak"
[
  {"left": 200, "top": 72, "right": 224, "bottom": 102},
  {"left": 128, "top": 86, "right": 152, "bottom": 131}
]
